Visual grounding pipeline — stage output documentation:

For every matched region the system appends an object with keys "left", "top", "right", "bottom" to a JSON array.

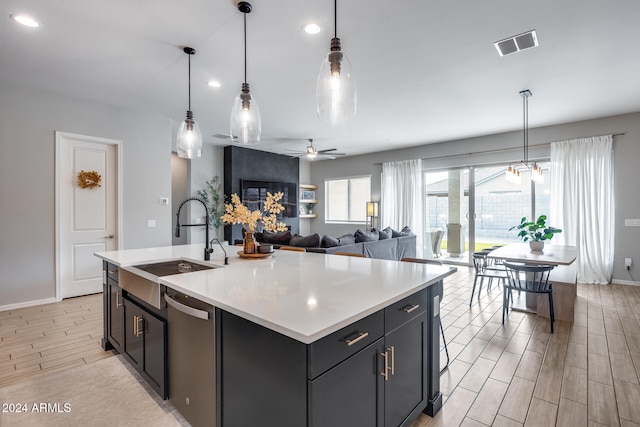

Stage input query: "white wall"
[
  {"left": 0, "top": 82, "right": 173, "bottom": 307},
  {"left": 309, "top": 112, "right": 640, "bottom": 284}
]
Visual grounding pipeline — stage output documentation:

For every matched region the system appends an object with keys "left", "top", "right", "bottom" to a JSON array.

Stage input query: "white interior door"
[{"left": 56, "top": 132, "right": 120, "bottom": 299}]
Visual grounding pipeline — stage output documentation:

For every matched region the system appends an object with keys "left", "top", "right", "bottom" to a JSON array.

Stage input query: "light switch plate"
[
  {"left": 147, "top": 219, "right": 156, "bottom": 228},
  {"left": 160, "top": 197, "right": 169, "bottom": 206},
  {"left": 625, "top": 219, "right": 640, "bottom": 227}
]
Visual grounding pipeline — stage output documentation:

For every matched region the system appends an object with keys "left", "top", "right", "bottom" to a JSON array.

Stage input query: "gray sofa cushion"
[
  {"left": 321, "top": 235, "right": 340, "bottom": 248},
  {"left": 262, "top": 230, "right": 292, "bottom": 244},
  {"left": 355, "top": 229, "right": 379, "bottom": 243},
  {"left": 290, "top": 233, "right": 321, "bottom": 248},
  {"left": 374, "top": 227, "right": 391, "bottom": 240},
  {"left": 338, "top": 234, "right": 356, "bottom": 246}
]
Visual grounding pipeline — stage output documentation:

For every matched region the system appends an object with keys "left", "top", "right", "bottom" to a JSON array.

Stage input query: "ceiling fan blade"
[
  {"left": 317, "top": 148, "right": 337, "bottom": 153},
  {"left": 318, "top": 152, "right": 345, "bottom": 156}
]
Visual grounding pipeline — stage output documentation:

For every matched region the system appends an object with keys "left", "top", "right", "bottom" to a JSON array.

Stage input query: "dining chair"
[
  {"left": 400, "top": 257, "right": 450, "bottom": 373},
  {"left": 470, "top": 252, "right": 508, "bottom": 306},
  {"left": 502, "top": 261, "right": 555, "bottom": 333},
  {"left": 279, "top": 246, "right": 306, "bottom": 252},
  {"left": 334, "top": 251, "right": 366, "bottom": 257}
]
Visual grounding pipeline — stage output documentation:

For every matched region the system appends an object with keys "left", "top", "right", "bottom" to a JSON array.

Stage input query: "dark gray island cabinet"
[
  {"left": 218, "top": 284, "right": 443, "bottom": 427},
  {"left": 96, "top": 245, "right": 453, "bottom": 427}
]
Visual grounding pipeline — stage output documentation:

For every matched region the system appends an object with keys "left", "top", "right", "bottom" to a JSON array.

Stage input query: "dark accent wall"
[{"left": 224, "top": 146, "right": 300, "bottom": 243}]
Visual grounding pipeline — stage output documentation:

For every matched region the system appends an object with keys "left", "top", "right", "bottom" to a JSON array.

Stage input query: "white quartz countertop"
[{"left": 95, "top": 244, "right": 456, "bottom": 344}]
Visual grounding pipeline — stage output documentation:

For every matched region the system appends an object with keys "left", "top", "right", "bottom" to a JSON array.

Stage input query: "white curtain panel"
[
  {"left": 381, "top": 159, "right": 423, "bottom": 257},
  {"left": 550, "top": 135, "right": 614, "bottom": 284}
]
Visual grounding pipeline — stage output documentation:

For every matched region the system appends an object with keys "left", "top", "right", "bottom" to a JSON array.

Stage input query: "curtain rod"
[{"left": 373, "top": 133, "right": 625, "bottom": 165}]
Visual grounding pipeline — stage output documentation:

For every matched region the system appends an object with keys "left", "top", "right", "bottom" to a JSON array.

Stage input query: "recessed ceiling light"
[
  {"left": 10, "top": 14, "right": 41, "bottom": 28},
  {"left": 303, "top": 22, "right": 321, "bottom": 35},
  {"left": 208, "top": 81, "right": 221, "bottom": 88}
]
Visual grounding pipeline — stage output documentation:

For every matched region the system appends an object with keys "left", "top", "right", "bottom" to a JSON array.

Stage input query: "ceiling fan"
[{"left": 284, "top": 139, "right": 346, "bottom": 160}]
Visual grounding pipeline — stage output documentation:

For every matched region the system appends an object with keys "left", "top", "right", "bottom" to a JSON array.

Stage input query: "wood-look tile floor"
[
  {"left": 411, "top": 267, "right": 640, "bottom": 427},
  {"left": 2, "top": 269, "right": 640, "bottom": 427},
  {"left": 0, "top": 293, "right": 115, "bottom": 389}
]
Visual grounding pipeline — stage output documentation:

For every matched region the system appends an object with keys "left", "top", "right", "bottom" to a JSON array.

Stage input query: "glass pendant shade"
[
  {"left": 230, "top": 83, "right": 261, "bottom": 145},
  {"left": 176, "top": 111, "right": 202, "bottom": 158},
  {"left": 316, "top": 43, "right": 357, "bottom": 125}
]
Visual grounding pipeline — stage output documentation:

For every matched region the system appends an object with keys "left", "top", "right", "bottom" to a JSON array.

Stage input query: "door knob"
[{"left": 103, "top": 234, "right": 115, "bottom": 239}]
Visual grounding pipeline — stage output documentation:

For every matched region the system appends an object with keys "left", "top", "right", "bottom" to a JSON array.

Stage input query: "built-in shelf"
[{"left": 299, "top": 184, "right": 318, "bottom": 219}]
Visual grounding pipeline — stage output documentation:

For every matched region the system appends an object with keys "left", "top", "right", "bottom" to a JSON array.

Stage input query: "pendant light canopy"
[
  {"left": 176, "top": 47, "right": 203, "bottom": 159},
  {"left": 506, "top": 90, "right": 544, "bottom": 184},
  {"left": 316, "top": 0, "right": 356, "bottom": 126},
  {"left": 230, "top": 1, "right": 261, "bottom": 145}
]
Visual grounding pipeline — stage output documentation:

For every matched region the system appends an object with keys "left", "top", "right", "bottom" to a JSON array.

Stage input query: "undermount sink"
[
  {"left": 120, "top": 259, "right": 217, "bottom": 309},
  {"left": 132, "top": 259, "right": 217, "bottom": 277}
]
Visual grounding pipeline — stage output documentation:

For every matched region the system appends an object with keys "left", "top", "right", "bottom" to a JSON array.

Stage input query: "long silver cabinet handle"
[
  {"left": 403, "top": 304, "right": 420, "bottom": 314},
  {"left": 343, "top": 331, "right": 369, "bottom": 347},
  {"left": 380, "top": 351, "right": 389, "bottom": 381},
  {"left": 164, "top": 293, "right": 211, "bottom": 320}
]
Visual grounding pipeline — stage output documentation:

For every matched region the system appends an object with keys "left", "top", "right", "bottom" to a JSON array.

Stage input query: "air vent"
[{"left": 494, "top": 30, "right": 538, "bottom": 56}]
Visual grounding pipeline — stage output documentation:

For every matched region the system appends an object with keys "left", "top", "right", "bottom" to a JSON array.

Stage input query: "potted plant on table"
[
  {"left": 221, "top": 192, "right": 288, "bottom": 255},
  {"left": 509, "top": 215, "right": 562, "bottom": 252},
  {"left": 197, "top": 176, "right": 224, "bottom": 239}
]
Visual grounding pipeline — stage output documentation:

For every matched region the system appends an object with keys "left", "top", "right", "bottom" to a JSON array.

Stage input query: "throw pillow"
[
  {"left": 262, "top": 230, "right": 292, "bottom": 244},
  {"left": 290, "top": 233, "right": 321, "bottom": 248},
  {"left": 355, "top": 228, "right": 380, "bottom": 243},
  {"left": 337, "top": 234, "right": 356, "bottom": 246},
  {"left": 321, "top": 235, "right": 340, "bottom": 248},
  {"left": 400, "top": 226, "right": 415, "bottom": 236},
  {"left": 374, "top": 227, "right": 391, "bottom": 240}
]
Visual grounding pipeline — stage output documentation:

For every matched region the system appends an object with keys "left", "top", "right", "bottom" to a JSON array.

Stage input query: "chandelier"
[{"left": 505, "top": 90, "right": 544, "bottom": 184}]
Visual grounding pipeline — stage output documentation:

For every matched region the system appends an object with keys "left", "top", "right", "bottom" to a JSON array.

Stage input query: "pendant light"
[
  {"left": 230, "top": 1, "right": 261, "bottom": 145},
  {"left": 505, "top": 89, "right": 544, "bottom": 184},
  {"left": 176, "top": 47, "right": 203, "bottom": 159},
  {"left": 316, "top": 0, "right": 356, "bottom": 126}
]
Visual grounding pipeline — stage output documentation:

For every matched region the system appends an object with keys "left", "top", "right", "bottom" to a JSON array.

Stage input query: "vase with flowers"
[{"left": 221, "top": 192, "right": 288, "bottom": 254}]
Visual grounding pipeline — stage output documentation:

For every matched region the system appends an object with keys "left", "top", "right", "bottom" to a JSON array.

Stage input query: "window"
[{"left": 325, "top": 176, "right": 371, "bottom": 222}]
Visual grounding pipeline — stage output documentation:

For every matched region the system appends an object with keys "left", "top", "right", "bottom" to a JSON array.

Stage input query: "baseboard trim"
[
  {"left": 612, "top": 279, "right": 640, "bottom": 287},
  {"left": 0, "top": 297, "right": 58, "bottom": 312}
]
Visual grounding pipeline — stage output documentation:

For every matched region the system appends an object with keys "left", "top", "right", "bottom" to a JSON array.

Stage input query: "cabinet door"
[
  {"left": 309, "top": 338, "right": 384, "bottom": 427},
  {"left": 385, "top": 316, "right": 426, "bottom": 427},
  {"left": 140, "top": 310, "right": 166, "bottom": 399},
  {"left": 123, "top": 300, "right": 143, "bottom": 370},
  {"left": 107, "top": 280, "right": 125, "bottom": 353}
]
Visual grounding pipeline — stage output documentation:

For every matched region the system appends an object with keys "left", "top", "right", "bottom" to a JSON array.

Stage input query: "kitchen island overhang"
[{"left": 96, "top": 244, "right": 456, "bottom": 425}]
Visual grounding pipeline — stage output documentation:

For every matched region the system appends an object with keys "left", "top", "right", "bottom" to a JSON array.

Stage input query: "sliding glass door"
[
  {"left": 425, "top": 162, "right": 550, "bottom": 265},
  {"left": 424, "top": 169, "right": 470, "bottom": 263}
]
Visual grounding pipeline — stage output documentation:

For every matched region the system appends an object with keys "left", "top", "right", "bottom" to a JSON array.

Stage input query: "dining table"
[{"left": 487, "top": 243, "right": 578, "bottom": 320}]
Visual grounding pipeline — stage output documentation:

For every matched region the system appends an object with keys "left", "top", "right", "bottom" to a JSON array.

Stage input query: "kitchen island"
[{"left": 96, "top": 244, "right": 456, "bottom": 427}]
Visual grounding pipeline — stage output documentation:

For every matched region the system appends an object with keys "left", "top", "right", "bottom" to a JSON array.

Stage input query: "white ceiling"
[{"left": 3, "top": 0, "right": 640, "bottom": 158}]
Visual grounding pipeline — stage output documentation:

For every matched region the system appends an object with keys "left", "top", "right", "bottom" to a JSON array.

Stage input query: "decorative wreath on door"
[{"left": 77, "top": 170, "right": 102, "bottom": 189}]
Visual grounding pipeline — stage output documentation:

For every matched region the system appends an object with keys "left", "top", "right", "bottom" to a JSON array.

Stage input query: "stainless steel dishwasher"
[{"left": 164, "top": 291, "right": 215, "bottom": 427}]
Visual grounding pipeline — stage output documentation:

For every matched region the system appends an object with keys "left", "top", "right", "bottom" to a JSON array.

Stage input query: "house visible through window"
[{"left": 325, "top": 176, "right": 371, "bottom": 223}]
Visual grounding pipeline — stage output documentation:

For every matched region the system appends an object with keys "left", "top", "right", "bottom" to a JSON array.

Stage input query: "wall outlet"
[
  {"left": 625, "top": 258, "right": 632, "bottom": 269},
  {"left": 147, "top": 219, "right": 156, "bottom": 228},
  {"left": 160, "top": 197, "right": 169, "bottom": 206}
]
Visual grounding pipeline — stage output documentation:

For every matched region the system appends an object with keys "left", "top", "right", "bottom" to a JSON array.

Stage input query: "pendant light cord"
[
  {"left": 334, "top": 0, "right": 337, "bottom": 38},
  {"left": 524, "top": 93, "right": 528, "bottom": 164},
  {"left": 188, "top": 53, "right": 192, "bottom": 111},
  {"left": 244, "top": 12, "right": 247, "bottom": 84}
]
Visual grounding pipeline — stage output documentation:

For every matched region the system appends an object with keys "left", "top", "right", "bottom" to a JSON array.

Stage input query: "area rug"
[{"left": 0, "top": 355, "right": 190, "bottom": 426}]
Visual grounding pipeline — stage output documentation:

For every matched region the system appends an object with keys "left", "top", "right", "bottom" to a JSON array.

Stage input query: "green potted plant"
[
  {"left": 197, "top": 176, "right": 224, "bottom": 239},
  {"left": 509, "top": 215, "right": 562, "bottom": 252}
]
